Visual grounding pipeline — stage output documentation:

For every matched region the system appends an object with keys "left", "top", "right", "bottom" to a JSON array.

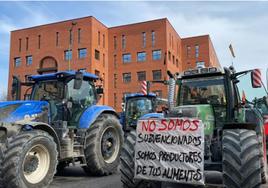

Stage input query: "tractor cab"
[
  {"left": 120, "top": 93, "right": 158, "bottom": 131},
  {"left": 9, "top": 71, "right": 103, "bottom": 127}
]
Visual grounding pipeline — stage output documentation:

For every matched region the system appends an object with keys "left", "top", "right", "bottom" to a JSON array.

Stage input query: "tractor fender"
[
  {"left": 223, "top": 122, "right": 258, "bottom": 131},
  {"left": 21, "top": 122, "right": 61, "bottom": 157},
  {"left": 79, "top": 105, "right": 119, "bottom": 129}
]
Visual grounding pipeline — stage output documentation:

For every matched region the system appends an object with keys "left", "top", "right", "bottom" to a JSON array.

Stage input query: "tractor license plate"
[{"left": 134, "top": 118, "right": 205, "bottom": 185}]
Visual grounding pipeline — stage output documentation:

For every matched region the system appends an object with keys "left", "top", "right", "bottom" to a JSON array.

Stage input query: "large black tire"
[
  {"left": 0, "top": 146, "right": 3, "bottom": 188},
  {"left": 222, "top": 129, "right": 262, "bottom": 188},
  {"left": 2, "top": 130, "right": 58, "bottom": 188},
  {"left": 120, "top": 130, "right": 160, "bottom": 188},
  {"left": 83, "top": 114, "right": 124, "bottom": 176},
  {"left": 259, "top": 133, "right": 267, "bottom": 183}
]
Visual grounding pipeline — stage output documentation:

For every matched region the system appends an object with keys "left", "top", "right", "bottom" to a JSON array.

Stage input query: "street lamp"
[{"left": 68, "top": 21, "right": 77, "bottom": 71}]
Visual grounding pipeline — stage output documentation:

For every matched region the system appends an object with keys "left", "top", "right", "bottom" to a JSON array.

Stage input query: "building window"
[
  {"left": 56, "top": 32, "right": 59, "bottom": 46},
  {"left": 19, "top": 38, "right": 22, "bottom": 52},
  {"left": 196, "top": 61, "right": 205, "bottom": 68},
  {"left": 152, "top": 70, "right": 162, "bottom": 80},
  {"left": 38, "top": 35, "right": 41, "bottom": 49},
  {"left": 95, "top": 49, "right": 100, "bottom": 60},
  {"left": 78, "top": 28, "right": 81, "bottom": 43},
  {"left": 114, "top": 93, "right": 117, "bottom": 107},
  {"left": 195, "top": 45, "right": 199, "bottom": 58},
  {"left": 142, "top": 32, "right": 146, "bottom": 48},
  {"left": 26, "top": 37, "right": 29, "bottom": 51},
  {"left": 114, "top": 55, "right": 117, "bottom": 68},
  {"left": 78, "top": 68, "right": 86, "bottom": 72},
  {"left": 69, "top": 30, "right": 73, "bottom": 45},
  {"left": 153, "top": 90, "right": 162, "bottom": 97},
  {"left": 123, "top": 72, "right": 131, "bottom": 83},
  {"left": 168, "top": 51, "right": 171, "bottom": 61},
  {"left": 137, "top": 52, "right": 146, "bottom": 62},
  {"left": 176, "top": 59, "right": 179, "bottom": 67},
  {"left": 64, "top": 50, "right": 72, "bottom": 61},
  {"left": 103, "top": 53, "right": 105, "bottom": 67},
  {"left": 98, "top": 31, "right": 100, "bottom": 45},
  {"left": 152, "top": 50, "right": 161, "bottom": 60},
  {"left": 122, "top": 53, "right": 131, "bottom": 63},
  {"left": 137, "top": 71, "right": 146, "bottom": 81},
  {"left": 26, "top": 55, "right": 32, "bottom": 66},
  {"left": 114, "top": 74, "right": 117, "bottom": 88},
  {"left": 114, "top": 36, "right": 117, "bottom": 50},
  {"left": 95, "top": 70, "right": 100, "bottom": 77},
  {"left": 122, "top": 35, "right": 126, "bottom": 49},
  {"left": 103, "top": 34, "right": 105, "bottom": 48},
  {"left": 14, "top": 57, "right": 21, "bottom": 67},
  {"left": 152, "top": 31, "right": 155, "bottom": 47},
  {"left": 78, "top": 48, "right": 87, "bottom": 59},
  {"left": 172, "top": 55, "right": 175, "bottom": 64},
  {"left": 187, "top": 46, "right": 191, "bottom": 58}
]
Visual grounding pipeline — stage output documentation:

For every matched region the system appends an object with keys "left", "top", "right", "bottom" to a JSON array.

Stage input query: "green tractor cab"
[{"left": 120, "top": 67, "right": 268, "bottom": 188}]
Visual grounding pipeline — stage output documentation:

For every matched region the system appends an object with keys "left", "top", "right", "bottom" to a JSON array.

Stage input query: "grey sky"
[{"left": 0, "top": 1, "right": 267, "bottom": 94}]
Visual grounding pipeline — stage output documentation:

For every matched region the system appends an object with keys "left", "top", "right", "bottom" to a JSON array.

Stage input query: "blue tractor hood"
[{"left": 0, "top": 101, "right": 49, "bottom": 123}]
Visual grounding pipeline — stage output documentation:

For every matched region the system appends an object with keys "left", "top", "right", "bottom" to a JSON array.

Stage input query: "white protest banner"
[{"left": 134, "top": 118, "right": 204, "bottom": 185}]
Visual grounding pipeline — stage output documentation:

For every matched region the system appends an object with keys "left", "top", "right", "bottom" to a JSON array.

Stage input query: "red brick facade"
[{"left": 8, "top": 16, "right": 220, "bottom": 111}]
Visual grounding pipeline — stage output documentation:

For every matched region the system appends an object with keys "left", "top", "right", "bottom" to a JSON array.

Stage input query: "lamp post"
[{"left": 68, "top": 21, "right": 77, "bottom": 71}]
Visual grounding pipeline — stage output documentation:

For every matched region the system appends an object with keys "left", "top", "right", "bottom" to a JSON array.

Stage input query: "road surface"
[{"left": 50, "top": 166, "right": 268, "bottom": 188}]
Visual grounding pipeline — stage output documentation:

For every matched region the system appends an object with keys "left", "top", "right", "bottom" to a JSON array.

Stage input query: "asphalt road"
[{"left": 50, "top": 167, "right": 268, "bottom": 188}]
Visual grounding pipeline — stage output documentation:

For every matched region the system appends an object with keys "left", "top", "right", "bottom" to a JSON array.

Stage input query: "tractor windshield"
[
  {"left": 179, "top": 76, "right": 226, "bottom": 106},
  {"left": 126, "top": 97, "right": 153, "bottom": 125},
  {"left": 32, "top": 81, "right": 64, "bottom": 101}
]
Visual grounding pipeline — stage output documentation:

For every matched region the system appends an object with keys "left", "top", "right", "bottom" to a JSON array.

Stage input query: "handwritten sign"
[{"left": 134, "top": 118, "right": 204, "bottom": 185}]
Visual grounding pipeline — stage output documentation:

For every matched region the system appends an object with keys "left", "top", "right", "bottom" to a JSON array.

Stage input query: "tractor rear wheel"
[
  {"left": 83, "top": 114, "right": 123, "bottom": 176},
  {"left": 2, "top": 130, "right": 58, "bottom": 188},
  {"left": 120, "top": 130, "right": 160, "bottom": 188},
  {"left": 222, "top": 129, "right": 262, "bottom": 188}
]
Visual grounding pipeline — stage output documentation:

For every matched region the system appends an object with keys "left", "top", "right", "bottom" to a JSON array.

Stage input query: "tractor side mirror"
[
  {"left": 96, "top": 87, "right": 104, "bottom": 94},
  {"left": 251, "top": 69, "right": 262, "bottom": 88},
  {"left": 74, "top": 72, "right": 83, "bottom": 90}
]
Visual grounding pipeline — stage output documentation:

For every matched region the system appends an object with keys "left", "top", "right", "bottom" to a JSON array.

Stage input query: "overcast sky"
[{"left": 0, "top": 1, "right": 268, "bottom": 95}]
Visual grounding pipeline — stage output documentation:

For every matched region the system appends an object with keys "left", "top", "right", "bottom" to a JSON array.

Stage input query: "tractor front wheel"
[
  {"left": 0, "top": 147, "right": 3, "bottom": 188},
  {"left": 2, "top": 130, "right": 58, "bottom": 188},
  {"left": 222, "top": 129, "right": 262, "bottom": 188},
  {"left": 83, "top": 114, "right": 124, "bottom": 176}
]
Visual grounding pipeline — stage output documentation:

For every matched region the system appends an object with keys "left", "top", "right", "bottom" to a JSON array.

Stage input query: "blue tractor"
[
  {"left": 120, "top": 93, "right": 167, "bottom": 133},
  {"left": 0, "top": 71, "right": 123, "bottom": 188}
]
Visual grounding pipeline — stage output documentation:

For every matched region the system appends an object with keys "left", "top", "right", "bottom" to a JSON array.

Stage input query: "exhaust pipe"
[{"left": 167, "top": 71, "right": 176, "bottom": 110}]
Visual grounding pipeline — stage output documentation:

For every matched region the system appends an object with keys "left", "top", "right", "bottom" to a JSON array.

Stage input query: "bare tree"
[{"left": 0, "top": 91, "right": 7, "bottom": 101}]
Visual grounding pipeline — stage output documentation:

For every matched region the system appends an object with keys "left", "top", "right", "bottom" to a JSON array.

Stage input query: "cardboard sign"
[{"left": 134, "top": 118, "right": 204, "bottom": 185}]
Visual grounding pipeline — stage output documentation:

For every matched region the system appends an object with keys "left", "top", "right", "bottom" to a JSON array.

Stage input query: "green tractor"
[{"left": 120, "top": 67, "right": 268, "bottom": 188}]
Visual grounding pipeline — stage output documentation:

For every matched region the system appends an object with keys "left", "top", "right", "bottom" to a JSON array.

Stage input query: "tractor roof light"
[{"left": 183, "top": 67, "right": 220, "bottom": 76}]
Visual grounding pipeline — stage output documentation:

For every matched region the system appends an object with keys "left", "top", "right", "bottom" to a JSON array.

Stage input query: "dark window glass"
[
  {"left": 19, "top": 38, "right": 22, "bottom": 52},
  {"left": 176, "top": 59, "right": 179, "bottom": 67},
  {"left": 152, "top": 31, "right": 155, "bottom": 47},
  {"left": 38, "top": 35, "right": 41, "bottom": 49},
  {"left": 137, "top": 71, "right": 146, "bottom": 81},
  {"left": 78, "top": 28, "right": 81, "bottom": 43},
  {"left": 78, "top": 48, "right": 87, "bottom": 59},
  {"left": 26, "top": 37, "right": 29, "bottom": 51},
  {"left": 64, "top": 50, "right": 72, "bottom": 61},
  {"left": 103, "top": 53, "right": 105, "bottom": 67},
  {"left": 168, "top": 51, "right": 171, "bottom": 61},
  {"left": 114, "top": 36, "right": 117, "bottom": 49},
  {"left": 123, "top": 53, "right": 131, "bottom": 63},
  {"left": 14, "top": 57, "right": 21, "bottom": 67},
  {"left": 195, "top": 45, "right": 199, "bottom": 58},
  {"left": 123, "top": 73, "right": 131, "bottom": 83},
  {"left": 69, "top": 30, "right": 73, "bottom": 44},
  {"left": 114, "top": 74, "right": 117, "bottom": 88},
  {"left": 95, "top": 49, "right": 100, "bottom": 60},
  {"left": 56, "top": 32, "right": 59, "bottom": 46},
  {"left": 114, "top": 55, "right": 117, "bottom": 68},
  {"left": 122, "top": 35, "right": 126, "bottom": 49},
  {"left": 26, "top": 55, "right": 32, "bottom": 66},
  {"left": 152, "top": 70, "right": 162, "bottom": 80},
  {"left": 172, "top": 55, "right": 175, "bottom": 64},
  {"left": 137, "top": 52, "right": 146, "bottom": 62},
  {"left": 152, "top": 50, "right": 161, "bottom": 60},
  {"left": 142, "top": 32, "right": 146, "bottom": 48}
]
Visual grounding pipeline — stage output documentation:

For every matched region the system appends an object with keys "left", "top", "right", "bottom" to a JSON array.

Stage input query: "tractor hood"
[{"left": 0, "top": 101, "right": 49, "bottom": 123}]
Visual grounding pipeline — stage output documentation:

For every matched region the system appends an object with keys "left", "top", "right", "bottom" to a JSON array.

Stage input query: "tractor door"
[{"left": 66, "top": 79, "right": 97, "bottom": 127}]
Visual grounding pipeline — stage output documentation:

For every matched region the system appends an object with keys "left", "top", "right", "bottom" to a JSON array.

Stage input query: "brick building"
[{"left": 8, "top": 16, "right": 220, "bottom": 111}]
